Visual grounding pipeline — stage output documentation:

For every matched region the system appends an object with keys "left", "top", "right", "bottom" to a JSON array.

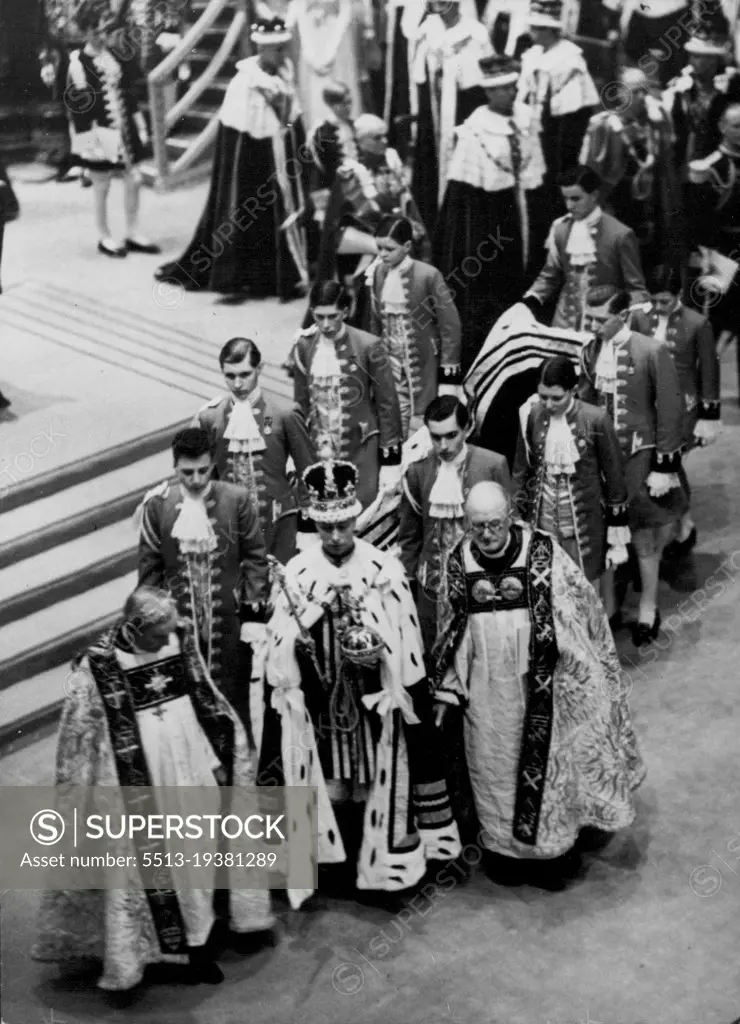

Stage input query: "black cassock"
[
  {"left": 434, "top": 180, "right": 550, "bottom": 375},
  {"left": 412, "top": 80, "right": 486, "bottom": 237}
]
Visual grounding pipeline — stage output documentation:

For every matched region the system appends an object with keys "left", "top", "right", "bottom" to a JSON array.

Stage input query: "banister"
[
  {"left": 146, "top": 0, "right": 249, "bottom": 187},
  {"left": 170, "top": 117, "right": 221, "bottom": 176},
  {"left": 165, "top": 9, "right": 246, "bottom": 132},
  {"left": 149, "top": 0, "right": 233, "bottom": 84}
]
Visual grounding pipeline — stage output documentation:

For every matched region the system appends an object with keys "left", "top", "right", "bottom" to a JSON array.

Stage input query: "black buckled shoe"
[
  {"left": 126, "top": 238, "right": 162, "bottom": 254},
  {"left": 632, "top": 611, "right": 661, "bottom": 647},
  {"left": 98, "top": 240, "right": 127, "bottom": 258}
]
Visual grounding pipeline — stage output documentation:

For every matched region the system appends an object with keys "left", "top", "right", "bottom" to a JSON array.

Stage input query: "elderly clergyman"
[
  {"left": 32, "top": 587, "right": 274, "bottom": 995},
  {"left": 314, "top": 112, "right": 431, "bottom": 291},
  {"left": 432, "top": 482, "right": 645, "bottom": 887}
]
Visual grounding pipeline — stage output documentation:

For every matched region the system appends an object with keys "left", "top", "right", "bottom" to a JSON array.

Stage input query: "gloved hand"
[
  {"left": 240, "top": 622, "right": 267, "bottom": 647},
  {"left": 378, "top": 464, "right": 402, "bottom": 493},
  {"left": 605, "top": 525, "right": 631, "bottom": 569},
  {"left": 647, "top": 471, "right": 679, "bottom": 498},
  {"left": 693, "top": 419, "right": 720, "bottom": 447},
  {"left": 300, "top": 596, "right": 329, "bottom": 631}
]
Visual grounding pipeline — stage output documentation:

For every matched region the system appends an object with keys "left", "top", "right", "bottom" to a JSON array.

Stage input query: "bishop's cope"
[
  {"left": 259, "top": 447, "right": 462, "bottom": 907},
  {"left": 431, "top": 481, "right": 645, "bottom": 878}
]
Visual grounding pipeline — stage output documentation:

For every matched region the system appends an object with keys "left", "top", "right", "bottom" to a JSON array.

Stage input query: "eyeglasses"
[{"left": 470, "top": 518, "right": 509, "bottom": 536}]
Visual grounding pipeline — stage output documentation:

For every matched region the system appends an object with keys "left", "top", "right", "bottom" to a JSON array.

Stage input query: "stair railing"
[{"left": 147, "top": 0, "right": 248, "bottom": 187}]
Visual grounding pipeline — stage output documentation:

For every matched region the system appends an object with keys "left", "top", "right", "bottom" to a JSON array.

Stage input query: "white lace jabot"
[
  {"left": 565, "top": 206, "right": 601, "bottom": 267},
  {"left": 594, "top": 323, "right": 630, "bottom": 393},
  {"left": 381, "top": 255, "right": 412, "bottom": 311},
  {"left": 172, "top": 488, "right": 217, "bottom": 554},
  {"left": 544, "top": 400, "right": 579, "bottom": 475},
  {"left": 429, "top": 444, "right": 467, "bottom": 519},
  {"left": 224, "top": 392, "right": 267, "bottom": 455},
  {"left": 312, "top": 332, "right": 343, "bottom": 379}
]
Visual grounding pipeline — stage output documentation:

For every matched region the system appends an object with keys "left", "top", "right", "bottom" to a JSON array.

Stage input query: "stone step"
[
  {"left": 0, "top": 297, "right": 218, "bottom": 401},
  {"left": 0, "top": 519, "right": 139, "bottom": 627},
  {"left": 0, "top": 450, "right": 173, "bottom": 559},
  {"left": 0, "top": 665, "right": 75, "bottom": 755},
  {"left": 17, "top": 280, "right": 293, "bottom": 402},
  {"left": 0, "top": 572, "right": 136, "bottom": 693}
]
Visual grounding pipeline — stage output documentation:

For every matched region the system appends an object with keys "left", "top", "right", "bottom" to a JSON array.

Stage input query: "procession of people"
[{"left": 29, "top": 0, "right": 738, "bottom": 1002}]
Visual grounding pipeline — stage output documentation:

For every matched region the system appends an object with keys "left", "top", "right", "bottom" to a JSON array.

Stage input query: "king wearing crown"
[{"left": 259, "top": 453, "right": 461, "bottom": 906}]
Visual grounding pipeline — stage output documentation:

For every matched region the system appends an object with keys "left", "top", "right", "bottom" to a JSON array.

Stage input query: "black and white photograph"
[{"left": 0, "top": 0, "right": 739, "bottom": 1021}]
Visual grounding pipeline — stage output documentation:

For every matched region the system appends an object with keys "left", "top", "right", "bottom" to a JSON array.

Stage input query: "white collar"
[
  {"left": 172, "top": 484, "right": 217, "bottom": 553},
  {"left": 429, "top": 443, "right": 468, "bottom": 519}
]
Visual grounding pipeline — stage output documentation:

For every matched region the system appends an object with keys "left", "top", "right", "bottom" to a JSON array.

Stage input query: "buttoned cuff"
[
  {"left": 651, "top": 449, "right": 682, "bottom": 474},
  {"left": 699, "top": 399, "right": 721, "bottom": 421},
  {"left": 240, "top": 601, "right": 268, "bottom": 624},
  {"left": 606, "top": 502, "right": 629, "bottom": 528},
  {"left": 438, "top": 363, "right": 462, "bottom": 386},
  {"left": 379, "top": 443, "right": 401, "bottom": 467}
]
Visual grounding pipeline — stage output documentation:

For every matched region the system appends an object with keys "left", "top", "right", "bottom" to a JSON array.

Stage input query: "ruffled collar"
[
  {"left": 224, "top": 391, "right": 266, "bottom": 455},
  {"left": 565, "top": 206, "right": 602, "bottom": 266},
  {"left": 172, "top": 486, "right": 217, "bottom": 554},
  {"left": 544, "top": 399, "right": 579, "bottom": 475},
  {"left": 594, "top": 324, "right": 630, "bottom": 392},
  {"left": 429, "top": 444, "right": 468, "bottom": 519}
]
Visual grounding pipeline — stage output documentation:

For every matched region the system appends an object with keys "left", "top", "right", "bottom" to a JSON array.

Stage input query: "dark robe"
[
  {"left": 157, "top": 57, "right": 310, "bottom": 299},
  {"left": 412, "top": 77, "right": 486, "bottom": 236},
  {"left": 385, "top": 3, "right": 415, "bottom": 159},
  {"left": 622, "top": 4, "right": 693, "bottom": 88},
  {"left": 433, "top": 106, "right": 550, "bottom": 374}
]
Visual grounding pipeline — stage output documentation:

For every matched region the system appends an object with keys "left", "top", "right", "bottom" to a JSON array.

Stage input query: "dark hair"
[
  {"left": 309, "top": 280, "right": 352, "bottom": 310},
  {"left": 557, "top": 165, "right": 602, "bottom": 194},
  {"left": 540, "top": 355, "right": 577, "bottom": 391},
  {"left": 219, "top": 337, "right": 261, "bottom": 368},
  {"left": 76, "top": 0, "right": 112, "bottom": 32},
  {"left": 647, "top": 264, "right": 681, "bottom": 296},
  {"left": 172, "top": 427, "right": 214, "bottom": 464},
  {"left": 375, "top": 215, "right": 413, "bottom": 246},
  {"left": 322, "top": 81, "right": 350, "bottom": 105},
  {"left": 424, "top": 395, "right": 469, "bottom": 430},
  {"left": 585, "top": 285, "right": 630, "bottom": 315}
]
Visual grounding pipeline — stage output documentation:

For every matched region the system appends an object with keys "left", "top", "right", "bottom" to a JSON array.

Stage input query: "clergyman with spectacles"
[{"left": 431, "top": 481, "right": 645, "bottom": 888}]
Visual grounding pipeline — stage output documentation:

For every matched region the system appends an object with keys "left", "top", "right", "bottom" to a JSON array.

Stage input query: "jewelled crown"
[{"left": 304, "top": 458, "right": 363, "bottom": 524}]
